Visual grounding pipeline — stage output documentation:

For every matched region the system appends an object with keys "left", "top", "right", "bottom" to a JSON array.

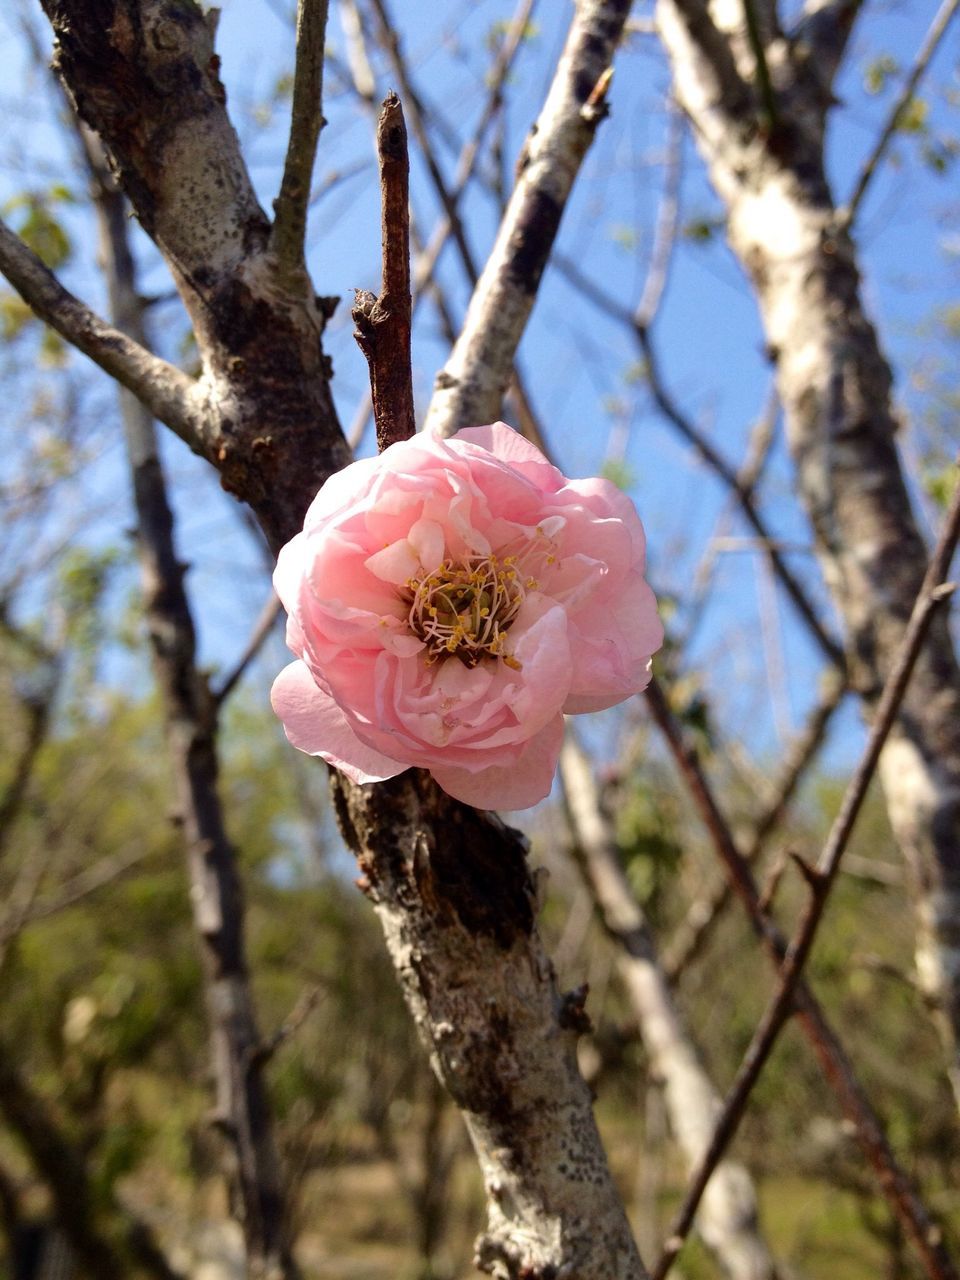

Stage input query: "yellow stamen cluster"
[{"left": 404, "top": 554, "right": 530, "bottom": 668}]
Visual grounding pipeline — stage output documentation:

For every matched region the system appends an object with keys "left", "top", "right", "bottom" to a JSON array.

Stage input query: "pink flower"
[{"left": 271, "top": 424, "right": 662, "bottom": 809}]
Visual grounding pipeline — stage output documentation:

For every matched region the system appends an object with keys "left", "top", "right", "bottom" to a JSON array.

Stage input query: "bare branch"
[
  {"left": 84, "top": 132, "right": 299, "bottom": 1277},
  {"left": 0, "top": 219, "right": 203, "bottom": 452},
  {"left": 645, "top": 676, "right": 959, "bottom": 1280},
  {"left": 425, "top": 0, "right": 632, "bottom": 436},
  {"left": 657, "top": 0, "right": 755, "bottom": 128},
  {"left": 664, "top": 667, "right": 846, "bottom": 980},
  {"left": 409, "top": 0, "right": 539, "bottom": 303},
  {"left": 555, "top": 251, "right": 845, "bottom": 669},
  {"left": 252, "top": 984, "right": 327, "bottom": 1067},
  {"left": 636, "top": 101, "right": 685, "bottom": 330},
  {"left": 560, "top": 728, "right": 780, "bottom": 1280},
  {"left": 0, "top": 680, "right": 58, "bottom": 867},
  {"left": 842, "top": 0, "right": 960, "bottom": 225},
  {"left": 352, "top": 93, "right": 416, "bottom": 450},
  {"left": 332, "top": 770, "right": 650, "bottom": 1278},
  {"left": 214, "top": 595, "right": 284, "bottom": 707},
  {"left": 792, "top": 0, "right": 867, "bottom": 94},
  {"left": 1, "top": 844, "right": 150, "bottom": 936},
  {"left": 271, "top": 0, "right": 331, "bottom": 281},
  {"left": 652, "top": 479, "right": 960, "bottom": 1280},
  {"left": 741, "top": 0, "right": 779, "bottom": 129},
  {"left": 366, "top": 0, "right": 482, "bottom": 281}
]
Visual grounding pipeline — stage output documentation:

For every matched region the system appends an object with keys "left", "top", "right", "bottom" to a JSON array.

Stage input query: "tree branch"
[
  {"left": 332, "top": 770, "right": 649, "bottom": 1278},
  {"left": 86, "top": 138, "right": 298, "bottom": 1278},
  {"left": 0, "top": 219, "right": 203, "bottom": 452},
  {"left": 651, "top": 476, "right": 960, "bottom": 1280},
  {"left": 213, "top": 595, "right": 284, "bottom": 707},
  {"left": 559, "top": 728, "right": 780, "bottom": 1280},
  {"left": 664, "top": 667, "right": 845, "bottom": 980},
  {"left": 352, "top": 92, "right": 416, "bottom": 450},
  {"left": 842, "top": 0, "right": 960, "bottom": 225},
  {"left": 424, "top": 0, "right": 632, "bottom": 436},
  {"left": 271, "top": 0, "right": 331, "bottom": 282},
  {"left": 366, "top": 0, "right": 482, "bottom": 282},
  {"left": 554, "top": 251, "right": 845, "bottom": 670},
  {"left": 644, "top": 677, "right": 959, "bottom": 1280}
]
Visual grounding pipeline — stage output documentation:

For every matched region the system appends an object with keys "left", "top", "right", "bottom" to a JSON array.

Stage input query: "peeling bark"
[{"left": 656, "top": 0, "right": 960, "bottom": 1106}]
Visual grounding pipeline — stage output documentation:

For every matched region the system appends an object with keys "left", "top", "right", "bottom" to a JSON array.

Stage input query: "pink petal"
[
  {"left": 454, "top": 424, "right": 564, "bottom": 490},
  {"left": 431, "top": 714, "right": 564, "bottom": 810},
  {"left": 270, "top": 661, "right": 407, "bottom": 783}
]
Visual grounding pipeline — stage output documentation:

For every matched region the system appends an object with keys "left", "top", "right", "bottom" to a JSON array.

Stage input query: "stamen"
[{"left": 402, "top": 553, "right": 527, "bottom": 668}]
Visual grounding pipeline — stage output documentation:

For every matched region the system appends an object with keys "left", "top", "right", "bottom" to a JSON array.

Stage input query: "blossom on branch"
[{"left": 271, "top": 424, "right": 662, "bottom": 809}]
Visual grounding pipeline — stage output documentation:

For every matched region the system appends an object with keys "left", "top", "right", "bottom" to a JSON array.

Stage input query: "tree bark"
[
  {"left": 656, "top": 0, "right": 960, "bottom": 1105},
  {"left": 332, "top": 770, "right": 646, "bottom": 1279},
  {"left": 20, "top": 3, "right": 650, "bottom": 1274}
]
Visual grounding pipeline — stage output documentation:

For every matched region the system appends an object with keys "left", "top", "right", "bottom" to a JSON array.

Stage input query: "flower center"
[{"left": 404, "top": 554, "right": 534, "bottom": 668}]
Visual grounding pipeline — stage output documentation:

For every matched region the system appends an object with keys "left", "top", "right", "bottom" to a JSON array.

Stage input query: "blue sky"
[{"left": 0, "top": 0, "right": 957, "bottom": 792}]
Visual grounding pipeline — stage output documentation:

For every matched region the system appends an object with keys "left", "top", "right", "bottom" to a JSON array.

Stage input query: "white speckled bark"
[{"left": 657, "top": 0, "right": 960, "bottom": 1106}]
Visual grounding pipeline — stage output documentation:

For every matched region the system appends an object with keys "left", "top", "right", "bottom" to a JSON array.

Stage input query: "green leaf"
[{"left": 864, "top": 55, "right": 898, "bottom": 95}]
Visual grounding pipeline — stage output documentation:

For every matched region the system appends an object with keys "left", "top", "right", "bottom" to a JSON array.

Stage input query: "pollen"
[{"left": 402, "top": 553, "right": 527, "bottom": 669}]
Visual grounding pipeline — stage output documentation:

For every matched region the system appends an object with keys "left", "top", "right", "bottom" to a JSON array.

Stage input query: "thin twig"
[
  {"left": 0, "top": 220, "right": 201, "bottom": 450},
  {"left": 409, "top": 0, "right": 539, "bottom": 303},
  {"left": 651, "top": 475, "right": 960, "bottom": 1279},
  {"left": 252, "top": 984, "right": 327, "bottom": 1067},
  {"left": 645, "top": 672, "right": 959, "bottom": 1280},
  {"left": 352, "top": 92, "right": 416, "bottom": 450},
  {"left": 842, "top": 0, "right": 960, "bottom": 225},
  {"left": 636, "top": 101, "right": 685, "bottom": 330},
  {"left": 555, "top": 251, "right": 845, "bottom": 669},
  {"left": 366, "top": 0, "right": 481, "bottom": 280},
  {"left": 214, "top": 595, "right": 284, "bottom": 707},
  {"left": 0, "top": 679, "right": 58, "bottom": 866},
  {"left": 664, "top": 667, "right": 846, "bottom": 979},
  {"left": 271, "top": 0, "right": 331, "bottom": 280},
  {"left": 424, "top": 0, "right": 632, "bottom": 436}
]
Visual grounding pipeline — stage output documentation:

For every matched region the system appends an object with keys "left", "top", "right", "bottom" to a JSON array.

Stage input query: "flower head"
[{"left": 271, "top": 424, "right": 662, "bottom": 809}]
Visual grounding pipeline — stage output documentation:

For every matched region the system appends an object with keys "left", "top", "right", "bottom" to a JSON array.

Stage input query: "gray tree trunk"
[{"left": 656, "top": 0, "right": 960, "bottom": 1103}]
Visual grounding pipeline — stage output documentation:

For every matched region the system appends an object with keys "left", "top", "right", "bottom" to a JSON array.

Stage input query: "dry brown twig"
[
  {"left": 650, "top": 467, "right": 960, "bottom": 1279},
  {"left": 352, "top": 92, "right": 417, "bottom": 450}
]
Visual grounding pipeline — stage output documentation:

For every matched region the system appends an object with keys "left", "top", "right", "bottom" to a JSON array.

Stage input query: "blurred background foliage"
[{"left": 0, "top": 0, "right": 958, "bottom": 1276}]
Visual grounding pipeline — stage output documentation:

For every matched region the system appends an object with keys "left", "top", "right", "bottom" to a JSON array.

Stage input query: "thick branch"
[
  {"left": 41, "top": 0, "right": 349, "bottom": 550},
  {"left": 332, "top": 770, "right": 648, "bottom": 1278},
  {"left": 0, "top": 219, "right": 202, "bottom": 452},
  {"left": 351, "top": 93, "right": 416, "bottom": 450},
  {"left": 424, "top": 0, "right": 632, "bottom": 436},
  {"left": 271, "top": 0, "right": 331, "bottom": 281}
]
